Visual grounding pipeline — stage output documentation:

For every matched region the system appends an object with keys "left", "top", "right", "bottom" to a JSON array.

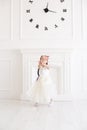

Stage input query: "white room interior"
[{"left": 0, "top": 0, "right": 87, "bottom": 130}]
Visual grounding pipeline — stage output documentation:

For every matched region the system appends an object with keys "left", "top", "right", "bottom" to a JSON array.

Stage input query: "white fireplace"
[{"left": 21, "top": 49, "right": 72, "bottom": 101}]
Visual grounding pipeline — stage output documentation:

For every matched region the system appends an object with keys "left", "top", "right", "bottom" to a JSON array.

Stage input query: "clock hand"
[
  {"left": 44, "top": 2, "right": 57, "bottom": 13},
  {"left": 46, "top": 3, "right": 49, "bottom": 8},
  {"left": 48, "top": 9, "right": 57, "bottom": 13},
  {"left": 43, "top": 2, "right": 49, "bottom": 13}
]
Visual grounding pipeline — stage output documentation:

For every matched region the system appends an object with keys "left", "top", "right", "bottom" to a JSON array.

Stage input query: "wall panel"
[
  {"left": 0, "top": 50, "right": 22, "bottom": 99},
  {"left": 0, "top": 0, "right": 11, "bottom": 39}
]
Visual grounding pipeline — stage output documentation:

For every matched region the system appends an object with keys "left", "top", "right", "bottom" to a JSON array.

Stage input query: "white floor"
[{"left": 0, "top": 100, "right": 87, "bottom": 130}]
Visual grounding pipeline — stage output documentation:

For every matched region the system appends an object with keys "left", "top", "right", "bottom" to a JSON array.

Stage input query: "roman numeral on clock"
[
  {"left": 44, "top": 27, "right": 48, "bottom": 31},
  {"left": 61, "top": 17, "right": 65, "bottom": 21},
  {"left": 29, "top": 18, "right": 33, "bottom": 22},
  {"left": 26, "top": 10, "right": 30, "bottom": 13},
  {"left": 55, "top": 24, "right": 58, "bottom": 28},
  {"left": 35, "top": 24, "right": 39, "bottom": 29},
  {"left": 63, "top": 9, "right": 67, "bottom": 12},
  {"left": 29, "top": 0, "right": 33, "bottom": 4},
  {"left": 60, "top": 0, "right": 64, "bottom": 2}
]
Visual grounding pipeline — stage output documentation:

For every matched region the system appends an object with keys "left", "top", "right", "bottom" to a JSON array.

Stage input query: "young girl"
[{"left": 27, "top": 55, "right": 57, "bottom": 106}]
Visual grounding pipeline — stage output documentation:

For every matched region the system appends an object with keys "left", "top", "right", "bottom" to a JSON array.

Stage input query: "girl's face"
[{"left": 40, "top": 56, "right": 49, "bottom": 65}]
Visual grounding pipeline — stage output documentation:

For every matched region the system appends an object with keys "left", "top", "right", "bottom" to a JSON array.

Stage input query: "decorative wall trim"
[
  {"left": 72, "top": 0, "right": 83, "bottom": 39},
  {"left": 81, "top": 0, "right": 83, "bottom": 39},
  {"left": 10, "top": 0, "right": 13, "bottom": 40},
  {"left": 20, "top": 0, "right": 22, "bottom": 40},
  {"left": 82, "top": 0, "right": 87, "bottom": 39}
]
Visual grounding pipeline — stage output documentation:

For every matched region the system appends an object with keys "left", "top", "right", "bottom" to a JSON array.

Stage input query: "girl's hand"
[
  {"left": 46, "top": 65, "right": 49, "bottom": 69},
  {"left": 43, "top": 64, "right": 49, "bottom": 69}
]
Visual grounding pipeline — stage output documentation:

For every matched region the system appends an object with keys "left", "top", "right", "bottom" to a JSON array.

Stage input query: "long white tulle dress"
[{"left": 27, "top": 67, "right": 57, "bottom": 105}]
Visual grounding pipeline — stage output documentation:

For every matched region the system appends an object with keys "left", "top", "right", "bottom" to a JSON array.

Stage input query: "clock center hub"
[{"left": 43, "top": 8, "right": 49, "bottom": 13}]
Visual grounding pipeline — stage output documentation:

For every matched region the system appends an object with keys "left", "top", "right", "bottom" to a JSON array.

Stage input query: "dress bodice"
[{"left": 39, "top": 67, "right": 49, "bottom": 77}]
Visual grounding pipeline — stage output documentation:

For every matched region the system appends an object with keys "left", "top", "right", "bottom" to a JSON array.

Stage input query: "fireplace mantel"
[{"left": 20, "top": 48, "right": 73, "bottom": 101}]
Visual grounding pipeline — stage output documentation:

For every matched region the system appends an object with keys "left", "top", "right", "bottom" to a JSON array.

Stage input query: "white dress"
[{"left": 27, "top": 67, "right": 57, "bottom": 104}]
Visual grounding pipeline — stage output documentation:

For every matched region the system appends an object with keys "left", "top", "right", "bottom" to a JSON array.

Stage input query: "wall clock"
[
  {"left": 21, "top": 0, "right": 72, "bottom": 39},
  {"left": 26, "top": 0, "right": 68, "bottom": 31}
]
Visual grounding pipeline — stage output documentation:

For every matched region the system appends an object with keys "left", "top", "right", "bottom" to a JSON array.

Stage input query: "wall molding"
[
  {"left": 10, "top": 0, "right": 13, "bottom": 40},
  {"left": 72, "top": 0, "right": 83, "bottom": 40}
]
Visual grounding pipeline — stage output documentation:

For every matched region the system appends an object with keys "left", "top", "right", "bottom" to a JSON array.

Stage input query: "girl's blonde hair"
[{"left": 40, "top": 55, "right": 49, "bottom": 60}]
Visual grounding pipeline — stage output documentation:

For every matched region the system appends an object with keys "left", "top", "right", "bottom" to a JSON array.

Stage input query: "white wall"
[{"left": 0, "top": 0, "right": 87, "bottom": 100}]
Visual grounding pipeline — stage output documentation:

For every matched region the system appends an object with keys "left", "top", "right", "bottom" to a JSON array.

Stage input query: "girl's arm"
[{"left": 38, "top": 61, "right": 42, "bottom": 68}]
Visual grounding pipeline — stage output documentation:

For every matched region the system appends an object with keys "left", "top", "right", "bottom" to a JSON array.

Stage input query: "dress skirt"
[{"left": 26, "top": 68, "right": 57, "bottom": 104}]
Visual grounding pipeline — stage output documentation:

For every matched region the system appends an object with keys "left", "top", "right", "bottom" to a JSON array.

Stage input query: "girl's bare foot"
[
  {"left": 48, "top": 99, "right": 53, "bottom": 107},
  {"left": 34, "top": 102, "right": 39, "bottom": 107}
]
